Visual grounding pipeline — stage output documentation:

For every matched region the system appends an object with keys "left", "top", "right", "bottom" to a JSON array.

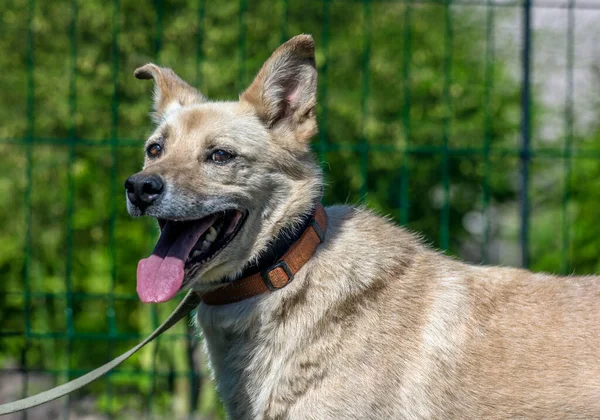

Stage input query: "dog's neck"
[
  {"left": 198, "top": 202, "right": 326, "bottom": 305},
  {"left": 237, "top": 208, "right": 315, "bottom": 280},
  {"left": 242, "top": 172, "right": 324, "bottom": 276},
  {"left": 194, "top": 169, "right": 323, "bottom": 291}
]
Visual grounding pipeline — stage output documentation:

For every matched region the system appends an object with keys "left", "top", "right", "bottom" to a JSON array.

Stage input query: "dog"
[{"left": 126, "top": 34, "right": 600, "bottom": 419}]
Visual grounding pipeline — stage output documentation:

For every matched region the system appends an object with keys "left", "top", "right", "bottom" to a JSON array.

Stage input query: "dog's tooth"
[
  {"left": 200, "top": 240, "right": 211, "bottom": 251},
  {"left": 206, "top": 226, "right": 218, "bottom": 242},
  {"left": 192, "top": 250, "right": 202, "bottom": 258}
]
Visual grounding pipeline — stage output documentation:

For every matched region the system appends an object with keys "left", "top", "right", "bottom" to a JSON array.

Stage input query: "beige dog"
[{"left": 126, "top": 35, "right": 600, "bottom": 419}]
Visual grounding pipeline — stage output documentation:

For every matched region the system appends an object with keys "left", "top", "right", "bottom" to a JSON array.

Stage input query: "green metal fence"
[{"left": 1, "top": 0, "right": 599, "bottom": 418}]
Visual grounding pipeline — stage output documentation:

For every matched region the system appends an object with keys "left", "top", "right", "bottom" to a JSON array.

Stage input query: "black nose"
[{"left": 124, "top": 174, "right": 164, "bottom": 210}]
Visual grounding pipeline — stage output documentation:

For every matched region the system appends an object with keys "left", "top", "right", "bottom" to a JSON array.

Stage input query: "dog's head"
[{"left": 126, "top": 35, "right": 322, "bottom": 303}]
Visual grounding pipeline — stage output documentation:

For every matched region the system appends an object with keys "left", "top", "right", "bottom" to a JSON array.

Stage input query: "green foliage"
[{"left": 2, "top": 0, "right": 587, "bottom": 418}]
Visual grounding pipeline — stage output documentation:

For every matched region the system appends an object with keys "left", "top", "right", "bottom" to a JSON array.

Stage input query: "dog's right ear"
[
  {"left": 240, "top": 34, "right": 318, "bottom": 145},
  {"left": 134, "top": 63, "right": 205, "bottom": 123}
]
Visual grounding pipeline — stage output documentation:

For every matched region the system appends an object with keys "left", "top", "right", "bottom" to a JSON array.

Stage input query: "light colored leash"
[{"left": 0, "top": 291, "right": 201, "bottom": 415}]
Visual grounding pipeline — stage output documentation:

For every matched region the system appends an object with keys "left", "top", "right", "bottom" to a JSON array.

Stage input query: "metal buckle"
[{"left": 262, "top": 260, "right": 294, "bottom": 291}]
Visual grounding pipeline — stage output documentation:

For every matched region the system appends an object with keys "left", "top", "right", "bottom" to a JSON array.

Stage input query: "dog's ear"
[
  {"left": 134, "top": 63, "right": 205, "bottom": 123},
  {"left": 241, "top": 34, "right": 317, "bottom": 144}
]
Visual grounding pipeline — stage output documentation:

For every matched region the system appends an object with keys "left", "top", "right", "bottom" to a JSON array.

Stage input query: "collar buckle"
[{"left": 262, "top": 260, "right": 294, "bottom": 291}]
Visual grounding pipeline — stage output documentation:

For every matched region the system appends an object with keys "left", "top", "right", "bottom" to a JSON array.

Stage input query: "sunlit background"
[{"left": 1, "top": 0, "right": 600, "bottom": 418}]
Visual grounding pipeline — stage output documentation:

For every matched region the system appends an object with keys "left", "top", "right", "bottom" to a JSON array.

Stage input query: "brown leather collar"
[{"left": 199, "top": 203, "right": 327, "bottom": 306}]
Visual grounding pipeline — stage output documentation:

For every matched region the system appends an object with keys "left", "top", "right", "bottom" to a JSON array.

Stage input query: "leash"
[{"left": 0, "top": 290, "right": 201, "bottom": 415}]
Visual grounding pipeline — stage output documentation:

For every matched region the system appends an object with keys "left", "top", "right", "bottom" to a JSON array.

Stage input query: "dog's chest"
[{"left": 198, "top": 304, "right": 303, "bottom": 419}]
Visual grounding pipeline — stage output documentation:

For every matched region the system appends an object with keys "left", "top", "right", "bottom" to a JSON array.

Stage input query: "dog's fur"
[{"left": 129, "top": 35, "right": 600, "bottom": 419}]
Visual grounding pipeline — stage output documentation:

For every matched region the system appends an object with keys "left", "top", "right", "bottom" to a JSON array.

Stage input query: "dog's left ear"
[
  {"left": 241, "top": 34, "right": 317, "bottom": 144},
  {"left": 134, "top": 63, "right": 205, "bottom": 123}
]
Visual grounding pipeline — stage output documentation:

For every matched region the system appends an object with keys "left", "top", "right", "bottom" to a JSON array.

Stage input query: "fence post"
[{"left": 520, "top": 0, "right": 532, "bottom": 269}]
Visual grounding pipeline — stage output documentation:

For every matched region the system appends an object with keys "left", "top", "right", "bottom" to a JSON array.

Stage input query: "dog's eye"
[
  {"left": 146, "top": 143, "right": 163, "bottom": 158},
  {"left": 210, "top": 150, "right": 233, "bottom": 164}
]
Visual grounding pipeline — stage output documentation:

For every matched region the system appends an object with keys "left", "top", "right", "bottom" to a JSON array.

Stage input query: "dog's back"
[{"left": 452, "top": 266, "right": 600, "bottom": 418}]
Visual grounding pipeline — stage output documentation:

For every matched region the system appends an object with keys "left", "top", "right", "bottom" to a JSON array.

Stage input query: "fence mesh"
[{"left": 1, "top": 0, "right": 598, "bottom": 418}]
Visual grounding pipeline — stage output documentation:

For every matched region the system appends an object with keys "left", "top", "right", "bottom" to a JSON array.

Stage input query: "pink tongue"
[{"left": 137, "top": 216, "right": 217, "bottom": 303}]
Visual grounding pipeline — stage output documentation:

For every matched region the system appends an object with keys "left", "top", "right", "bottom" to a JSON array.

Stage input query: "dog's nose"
[{"left": 124, "top": 174, "right": 164, "bottom": 209}]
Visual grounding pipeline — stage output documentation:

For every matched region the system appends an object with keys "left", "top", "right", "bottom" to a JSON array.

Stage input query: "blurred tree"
[{"left": 527, "top": 65, "right": 600, "bottom": 276}]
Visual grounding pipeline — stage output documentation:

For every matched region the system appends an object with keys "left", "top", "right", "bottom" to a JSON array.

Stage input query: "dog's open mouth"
[{"left": 136, "top": 209, "right": 247, "bottom": 303}]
